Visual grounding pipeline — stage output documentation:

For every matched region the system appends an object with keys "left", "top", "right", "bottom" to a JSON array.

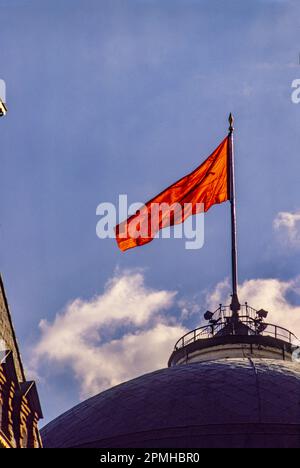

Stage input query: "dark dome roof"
[{"left": 41, "top": 358, "right": 300, "bottom": 448}]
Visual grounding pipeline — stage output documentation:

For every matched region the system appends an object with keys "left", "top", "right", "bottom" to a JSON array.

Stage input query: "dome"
[{"left": 41, "top": 358, "right": 300, "bottom": 448}]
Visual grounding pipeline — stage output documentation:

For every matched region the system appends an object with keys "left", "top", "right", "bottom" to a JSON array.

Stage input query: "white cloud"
[
  {"left": 208, "top": 276, "right": 300, "bottom": 339},
  {"left": 177, "top": 297, "right": 201, "bottom": 321},
  {"left": 273, "top": 211, "right": 300, "bottom": 249},
  {"left": 30, "top": 270, "right": 186, "bottom": 399}
]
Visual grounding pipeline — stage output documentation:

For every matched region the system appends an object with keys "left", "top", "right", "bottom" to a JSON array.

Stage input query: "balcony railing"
[{"left": 174, "top": 303, "right": 299, "bottom": 351}]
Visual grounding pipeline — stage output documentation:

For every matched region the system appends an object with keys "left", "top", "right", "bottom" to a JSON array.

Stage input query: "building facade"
[{"left": 0, "top": 275, "right": 43, "bottom": 448}]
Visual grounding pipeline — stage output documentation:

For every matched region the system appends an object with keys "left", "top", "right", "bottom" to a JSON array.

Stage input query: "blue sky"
[{"left": 1, "top": 0, "right": 300, "bottom": 425}]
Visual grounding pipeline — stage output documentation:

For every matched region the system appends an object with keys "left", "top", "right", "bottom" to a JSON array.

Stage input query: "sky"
[{"left": 1, "top": 0, "right": 300, "bottom": 425}]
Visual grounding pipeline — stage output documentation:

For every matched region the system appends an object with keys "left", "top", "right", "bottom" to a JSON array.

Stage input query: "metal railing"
[{"left": 174, "top": 304, "right": 299, "bottom": 350}]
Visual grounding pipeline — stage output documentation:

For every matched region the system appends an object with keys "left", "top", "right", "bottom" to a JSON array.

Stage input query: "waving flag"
[{"left": 115, "top": 136, "right": 229, "bottom": 251}]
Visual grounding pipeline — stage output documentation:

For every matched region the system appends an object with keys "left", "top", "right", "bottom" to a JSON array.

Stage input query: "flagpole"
[{"left": 228, "top": 113, "right": 240, "bottom": 318}]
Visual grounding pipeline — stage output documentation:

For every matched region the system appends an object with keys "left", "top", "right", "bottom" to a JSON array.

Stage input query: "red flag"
[{"left": 116, "top": 136, "right": 229, "bottom": 251}]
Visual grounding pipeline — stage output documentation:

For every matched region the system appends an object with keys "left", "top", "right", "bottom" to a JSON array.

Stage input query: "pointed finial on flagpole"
[{"left": 228, "top": 113, "right": 234, "bottom": 133}]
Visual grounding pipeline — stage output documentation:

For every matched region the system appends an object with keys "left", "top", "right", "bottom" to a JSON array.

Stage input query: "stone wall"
[{"left": 0, "top": 276, "right": 24, "bottom": 383}]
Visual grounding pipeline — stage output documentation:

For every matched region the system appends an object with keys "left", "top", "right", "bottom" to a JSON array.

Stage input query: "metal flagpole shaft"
[{"left": 228, "top": 113, "right": 240, "bottom": 317}]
